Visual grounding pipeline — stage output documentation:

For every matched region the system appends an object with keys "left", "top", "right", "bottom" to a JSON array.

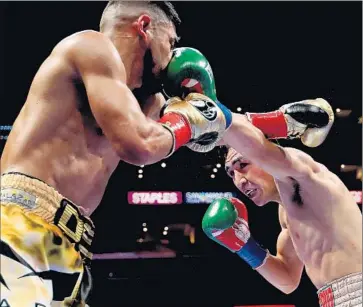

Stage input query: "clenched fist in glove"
[
  {"left": 202, "top": 198, "right": 269, "bottom": 269},
  {"left": 158, "top": 93, "right": 232, "bottom": 155},
  {"left": 246, "top": 98, "right": 334, "bottom": 147},
  {"left": 161, "top": 47, "right": 218, "bottom": 101}
]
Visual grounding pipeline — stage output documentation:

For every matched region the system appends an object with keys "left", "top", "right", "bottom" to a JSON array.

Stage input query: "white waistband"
[{"left": 318, "top": 272, "right": 362, "bottom": 307}]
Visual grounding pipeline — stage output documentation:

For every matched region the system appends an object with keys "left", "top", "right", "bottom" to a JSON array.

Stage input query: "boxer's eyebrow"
[
  {"left": 225, "top": 157, "right": 241, "bottom": 172},
  {"left": 232, "top": 158, "right": 242, "bottom": 165}
]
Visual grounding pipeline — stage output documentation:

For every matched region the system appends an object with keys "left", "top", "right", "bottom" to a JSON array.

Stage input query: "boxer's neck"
[
  {"left": 269, "top": 189, "right": 282, "bottom": 204},
  {"left": 106, "top": 30, "right": 145, "bottom": 90}
]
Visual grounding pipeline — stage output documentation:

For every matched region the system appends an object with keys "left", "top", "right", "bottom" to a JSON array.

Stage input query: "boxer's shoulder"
[
  {"left": 283, "top": 147, "right": 339, "bottom": 188},
  {"left": 275, "top": 146, "right": 322, "bottom": 181},
  {"left": 50, "top": 30, "right": 126, "bottom": 80},
  {"left": 282, "top": 147, "right": 317, "bottom": 168},
  {"left": 53, "top": 31, "right": 117, "bottom": 61},
  {"left": 59, "top": 30, "right": 113, "bottom": 51}
]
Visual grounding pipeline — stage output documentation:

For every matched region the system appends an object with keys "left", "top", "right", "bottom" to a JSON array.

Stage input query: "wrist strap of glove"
[
  {"left": 246, "top": 111, "right": 288, "bottom": 139},
  {"left": 236, "top": 236, "right": 269, "bottom": 269},
  {"left": 160, "top": 124, "right": 176, "bottom": 158},
  {"left": 158, "top": 112, "right": 192, "bottom": 157},
  {"left": 216, "top": 99, "right": 232, "bottom": 129}
]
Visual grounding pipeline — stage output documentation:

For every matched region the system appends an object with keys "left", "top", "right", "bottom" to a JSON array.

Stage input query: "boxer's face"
[
  {"left": 225, "top": 148, "right": 278, "bottom": 206},
  {"left": 147, "top": 22, "right": 177, "bottom": 75},
  {"left": 136, "top": 15, "right": 178, "bottom": 82}
]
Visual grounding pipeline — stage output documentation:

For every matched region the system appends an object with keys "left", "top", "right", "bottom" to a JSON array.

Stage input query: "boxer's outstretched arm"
[
  {"left": 59, "top": 31, "right": 173, "bottom": 165},
  {"left": 256, "top": 206, "right": 304, "bottom": 294},
  {"left": 223, "top": 113, "right": 319, "bottom": 180}
]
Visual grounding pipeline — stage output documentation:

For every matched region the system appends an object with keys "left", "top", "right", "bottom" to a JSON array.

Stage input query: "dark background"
[{"left": 0, "top": 1, "right": 362, "bottom": 306}]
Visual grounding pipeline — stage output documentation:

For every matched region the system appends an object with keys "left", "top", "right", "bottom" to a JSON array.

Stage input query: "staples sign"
[{"left": 128, "top": 191, "right": 183, "bottom": 205}]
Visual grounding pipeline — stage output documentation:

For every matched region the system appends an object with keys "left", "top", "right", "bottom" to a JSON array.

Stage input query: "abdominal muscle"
[
  {"left": 1, "top": 109, "right": 120, "bottom": 215},
  {"left": 276, "top": 171, "right": 362, "bottom": 289}
]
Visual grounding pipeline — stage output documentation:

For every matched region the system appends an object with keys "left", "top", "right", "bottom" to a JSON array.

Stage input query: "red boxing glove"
[{"left": 211, "top": 197, "right": 251, "bottom": 251}]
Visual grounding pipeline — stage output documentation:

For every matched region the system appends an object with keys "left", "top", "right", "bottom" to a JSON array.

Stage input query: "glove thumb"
[{"left": 302, "top": 98, "right": 334, "bottom": 147}]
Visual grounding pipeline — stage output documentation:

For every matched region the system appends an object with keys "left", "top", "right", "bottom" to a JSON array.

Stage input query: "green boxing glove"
[
  {"left": 202, "top": 198, "right": 269, "bottom": 270},
  {"left": 162, "top": 47, "right": 218, "bottom": 101},
  {"left": 160, "top": 47, "right": 231, "bottom": 134}
]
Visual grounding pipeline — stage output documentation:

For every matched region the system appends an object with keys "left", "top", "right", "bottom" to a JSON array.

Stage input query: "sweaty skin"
[
  {"left": 223, "top": 113, "right": 362, "bottom": 291},
  {"left": 1, "top": 30, "right": 174, "bottom": 214}
]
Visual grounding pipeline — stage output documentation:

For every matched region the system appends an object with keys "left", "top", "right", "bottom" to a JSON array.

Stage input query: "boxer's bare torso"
[
  {"left": 275, "top": 148, "right": 362, "bottom": 289},
  {"left": 1, "top": 31, "right": 128, "bottom": 214}
]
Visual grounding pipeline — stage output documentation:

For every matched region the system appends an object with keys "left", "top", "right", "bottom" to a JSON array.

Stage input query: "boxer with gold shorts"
[
  {"left": 0, "top": 2, "right": 236, "bottom": 306},
  {"left": 1, "top": 173, "right": 94, "bottom": 307}
]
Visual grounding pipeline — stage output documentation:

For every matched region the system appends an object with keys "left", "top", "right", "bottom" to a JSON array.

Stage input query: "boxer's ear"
[{"left": 135, "top": 14, "right": 151, "bottom": 43}]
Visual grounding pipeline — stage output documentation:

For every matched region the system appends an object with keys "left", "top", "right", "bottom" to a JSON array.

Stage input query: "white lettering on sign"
[
  {"left": 185, "top": 192, "right": 236, "bottom": 204},
  {"left": 128, "top": 192, "right": 182, "bottom": 205}
]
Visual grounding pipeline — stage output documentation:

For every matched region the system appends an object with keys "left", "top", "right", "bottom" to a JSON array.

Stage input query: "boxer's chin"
[
  {"left": 254, "top": 199, "right": 267, "bottom": 207},
  {"left": 251, "top": 189, "right": 267, "bottom": 207},
  {"left": 255, "top": 195, "right": 274, "bottom": 207},
  {"left": 252, "top": 197, "right": 264, "bottom": 207}
]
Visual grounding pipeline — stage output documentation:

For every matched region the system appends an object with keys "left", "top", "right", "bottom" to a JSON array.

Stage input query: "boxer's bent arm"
[
  {"left": 62, "top": 31, "right": 173, "bottom": 165},
  {"left": 141, "top": 93, "right": 166, "bottom": 121},
  {"left": 256, "top": 207, "right": 304, "bottom": 294},
  {"left": 223, "top": 113, "right": 317, "bottom": 181}
]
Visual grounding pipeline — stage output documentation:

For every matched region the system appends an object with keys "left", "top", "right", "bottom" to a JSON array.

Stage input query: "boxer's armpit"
[{"left": 289, "top": 177, "right": 304, "bottom": 206}]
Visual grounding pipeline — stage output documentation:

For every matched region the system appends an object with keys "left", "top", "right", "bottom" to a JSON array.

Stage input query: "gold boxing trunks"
[
  {"left": 318, "top": 272, "right": 362, "bottom": 307},
  {"left": 0, "top": 172, "right": 95, "bottom": 307}
]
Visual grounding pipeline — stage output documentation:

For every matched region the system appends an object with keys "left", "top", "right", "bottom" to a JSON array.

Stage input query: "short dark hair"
[
  {"left": 219, "top": 139, "right": 281, "bottom": 162},
  {"left": 100, "top": 1, "right": 181, "bottom": 32},
  {"left": 149, "top": 1, "right": 181, "bottom": 27}
]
